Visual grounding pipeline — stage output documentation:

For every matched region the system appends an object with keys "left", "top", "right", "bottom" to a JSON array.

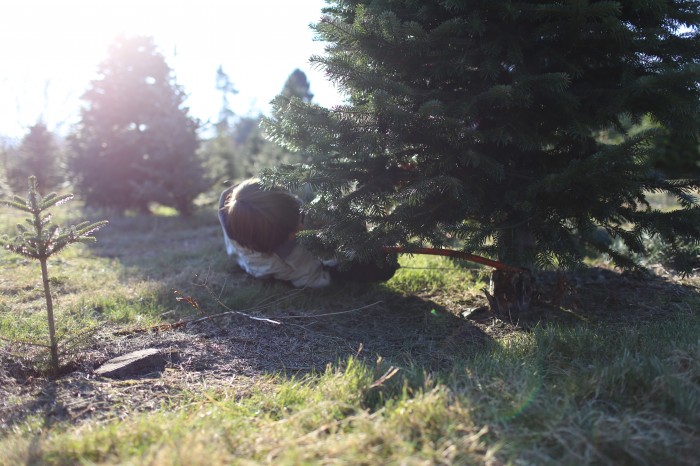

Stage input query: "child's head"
[{"left": 223, "top": 179, "right": 301, "bottom": 253}]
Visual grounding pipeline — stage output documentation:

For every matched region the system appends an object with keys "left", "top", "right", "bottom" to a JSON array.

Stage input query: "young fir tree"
[
  {"left": 1, "top": 176, "right": 107, "bottom": 370},
  {"left": 69, "top": 35, "right": 207, "bottom": 215},
  {"left": 264, "top": 0, "right": 700, "bottom": 312}
]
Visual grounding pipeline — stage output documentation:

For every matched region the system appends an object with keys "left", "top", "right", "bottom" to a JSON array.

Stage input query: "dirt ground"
[{"left": 1, "top": 264, "right": 698, "bottom": 432}]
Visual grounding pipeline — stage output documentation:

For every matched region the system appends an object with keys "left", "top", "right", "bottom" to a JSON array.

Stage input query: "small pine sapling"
[{"left": 0, "top": 176, "right": 107, "bottom": 371}]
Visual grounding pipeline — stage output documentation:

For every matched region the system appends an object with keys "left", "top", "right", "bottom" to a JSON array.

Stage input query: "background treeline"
[
  {"left": 0, "top": 35, "right": 315, "bottom": 214},
  {"left": 1, "top": 31, "right": 697, "bottom": 219}
]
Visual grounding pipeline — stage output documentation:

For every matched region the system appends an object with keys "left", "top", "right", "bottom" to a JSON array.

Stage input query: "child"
[{"left": 218, "top": 179, "right": 396, "bottom": 288}]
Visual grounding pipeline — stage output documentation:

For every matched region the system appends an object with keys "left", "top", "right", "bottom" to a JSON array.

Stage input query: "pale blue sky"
[{"left": 0, "top": 0, "right": 342, "bottom": 139}]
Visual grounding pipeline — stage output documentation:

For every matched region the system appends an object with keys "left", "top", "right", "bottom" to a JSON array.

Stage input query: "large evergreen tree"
[
  {"left": 264, "top": 0, "right": 700, "bottom": 309},
  {"left": 69, "top": 35, "right": 207, "bottom": 214}
]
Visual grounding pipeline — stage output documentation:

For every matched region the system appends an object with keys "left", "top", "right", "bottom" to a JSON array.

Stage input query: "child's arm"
[{"left": 273, "top": 242, "right": 331, "bottom": 288}]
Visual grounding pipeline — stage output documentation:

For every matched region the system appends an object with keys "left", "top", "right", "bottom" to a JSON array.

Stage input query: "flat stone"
[{"left": 95, "top": 348, "right": 167, "bottom": 379}]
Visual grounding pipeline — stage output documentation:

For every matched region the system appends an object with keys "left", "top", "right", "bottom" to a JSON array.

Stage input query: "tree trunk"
[
  {"left": 486, "top": 269, "right": 534, "bottom": 321},
  {"left": 40, "top": 258, "right": 59, "bottom": 371},
  {"left": 485, "top": 226, "right": 535, "bottom": 320}
]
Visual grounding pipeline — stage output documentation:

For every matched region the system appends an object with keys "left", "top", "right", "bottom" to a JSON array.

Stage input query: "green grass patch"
[{"left": 389, "top": 254, "right": 490, "bottom": 295}]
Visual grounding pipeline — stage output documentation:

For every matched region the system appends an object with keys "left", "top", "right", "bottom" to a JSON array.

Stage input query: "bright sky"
[{"left": 0, "top": 0, "right": 342, "bottom": 140}]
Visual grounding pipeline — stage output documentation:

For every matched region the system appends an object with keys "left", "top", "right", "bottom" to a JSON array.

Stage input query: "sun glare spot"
[{"left": 1, "top": 0, "right": 339, "bottom": 137}]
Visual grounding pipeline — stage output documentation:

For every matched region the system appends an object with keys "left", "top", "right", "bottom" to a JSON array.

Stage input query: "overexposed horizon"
[{"left": 0, "top": 0, "right": 343, "bottom": 140}]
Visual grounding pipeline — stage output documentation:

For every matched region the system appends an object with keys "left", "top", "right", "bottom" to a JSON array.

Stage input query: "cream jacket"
[{"left": 218, "top": 187, "right": 332, "bottom": 288}]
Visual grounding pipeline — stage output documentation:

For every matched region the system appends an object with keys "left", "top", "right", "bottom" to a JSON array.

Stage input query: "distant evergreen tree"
[
  {"left": 280, "top": 68, "right": 314, "bottom": 103},
  {"left": 234, "top": 69, "right": 315, "bottom": 173},
  {"left": 204, "top": 69, "right": 317, "bottom": 184},
  {"left": 231, "top": 116, "right": 264, "bottom": 177},
  {"left": 69, "top": 35, "right": 207, "bottom": 215},
  {"left": 264, "top": 0, "right": 700, "bottom": 311},
  {"left": 202, "top": 116, "right": 270, "bottom": 183},
  {"left": 200, "top": 66, "right": 240, "bottom": 185},
  {"left": 7, "top": 123, "right": 63, "bottom": 195},
  {"left": 0, "top": 148, "right": 11, "bottom": 197},
  {"left": 131, "top": 109, "right": 205, "bottom": 216},
  {"left": 199, "top": 131, "right": 238, "bottom": 186},
  {"left": 216, "top": 65, "right": 238, "bottom": 132}
]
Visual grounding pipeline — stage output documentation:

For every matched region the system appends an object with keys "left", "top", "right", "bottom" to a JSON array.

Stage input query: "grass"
[{"left": 1, "top": 199, "right": 699, "bottom": 465}]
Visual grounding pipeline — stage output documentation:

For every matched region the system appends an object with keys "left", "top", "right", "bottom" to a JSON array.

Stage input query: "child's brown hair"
[{"left": 223, "top": 179, "right": 301, "bottom": 253}]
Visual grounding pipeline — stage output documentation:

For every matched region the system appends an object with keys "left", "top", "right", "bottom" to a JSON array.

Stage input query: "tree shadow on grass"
[
  {"left": 77, "top": 209, "right": 236, "bottom": 322},
  {"left": 0, "top": 272, "right": 494, "bottom": 432},
  {"left": 206, "top": 282, "right": 495, "bottom": 373},
  {"left": 85, "top": 210, "right": 226, "bottom": 280},
  {"left": 81, "top": 208, "right": 495, "bottom": 373},
  {"left": 521, "top": 266, "right": 700, "bottom": 328}
]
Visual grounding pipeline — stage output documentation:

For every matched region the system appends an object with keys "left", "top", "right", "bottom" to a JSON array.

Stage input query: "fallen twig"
[
  {"left": 113, "top": 284, "right": 386, "bottom": 336},
  {"left": 113, "top": 308, "right": 281, "bottom": 336},
  {"left": 272, "top": 301, "right": 385, "bottom": 319},
  {"left": 0, "top": 335, "right": 50, "bottom": 348}
]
